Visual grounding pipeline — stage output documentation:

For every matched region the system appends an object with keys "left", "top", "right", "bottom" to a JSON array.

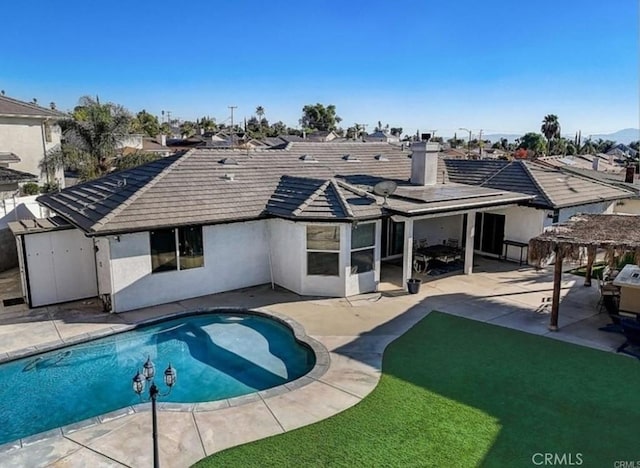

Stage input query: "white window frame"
[
  {"left": 306, "top": 224, "right": 341, "bottom": 277},
  {"left": 350, "top": 222, "right": 376, "bottom": 275}
]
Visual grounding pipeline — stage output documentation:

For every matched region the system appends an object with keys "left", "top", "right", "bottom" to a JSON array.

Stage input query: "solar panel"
[{"left": 394, "top": 184, "right": 507, "bottom": 203}]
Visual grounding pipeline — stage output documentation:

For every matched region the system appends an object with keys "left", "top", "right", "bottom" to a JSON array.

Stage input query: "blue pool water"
[{"left": 0, "top": 312, "right": 315, "bottom": 445}]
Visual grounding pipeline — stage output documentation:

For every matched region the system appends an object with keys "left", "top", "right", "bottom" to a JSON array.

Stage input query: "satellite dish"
[{"left": 373, "top": 180, "right": 397, "bottom": 206}]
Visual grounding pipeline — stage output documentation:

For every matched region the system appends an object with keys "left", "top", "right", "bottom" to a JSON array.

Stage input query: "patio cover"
[{"left": 528, "top": 214, "right": 640, "bottom": 330}]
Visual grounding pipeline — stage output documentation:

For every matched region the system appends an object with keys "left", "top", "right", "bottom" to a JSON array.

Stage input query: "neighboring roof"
[
  {"left": 0, "top": 152, "right": 20, "bottom": 163},
  {"left": 529, "top": 214, "right": 640, "bottom": 264},
  {"left": 37, "top": 142, "right": 522, "bottom": 235},
  {"left": 559, "top": 166, "right": 640, "bottom": 194},
  {"left": 8, "top": 216, "right": 73, "bottom": 235},
  {"left": 444, "top": 159, "right": 634, "bottom": 209},
  {"left": 0, "top": 167, "right": 37, "bottom": 183},
  {"left": 0, "top": 95, "right": 67, "bottom": 119}
]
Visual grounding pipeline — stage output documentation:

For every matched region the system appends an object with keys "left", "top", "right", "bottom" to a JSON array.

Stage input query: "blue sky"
[{"left": 1, "top": 0, "right": 638, "bottom": 137}]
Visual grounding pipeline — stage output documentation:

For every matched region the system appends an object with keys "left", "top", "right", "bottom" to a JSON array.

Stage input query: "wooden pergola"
[{"left": 528, "top": 214, "right": 640, "bottom": 331}]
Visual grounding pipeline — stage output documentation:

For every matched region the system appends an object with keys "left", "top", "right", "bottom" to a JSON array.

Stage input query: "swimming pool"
[{"left": 0, "top": 311, "right": 315, "bottom": 446}]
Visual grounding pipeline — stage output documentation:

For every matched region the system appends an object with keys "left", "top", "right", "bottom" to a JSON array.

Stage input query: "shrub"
[{"left": 21, "top": 182, "right": 40, "bottom": 196}]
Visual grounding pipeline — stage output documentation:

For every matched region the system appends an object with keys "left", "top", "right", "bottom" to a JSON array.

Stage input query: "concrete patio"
[{"left": 0, "top": 257, "right": 629, "bottom": 467}]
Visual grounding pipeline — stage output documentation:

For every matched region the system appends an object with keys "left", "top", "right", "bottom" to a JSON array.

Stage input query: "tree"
[
  {"left": 518, "top": 132, "right": 546, "bottom": 156},
  {"left": 130, "top": 110, "right": 160, "bottom": 137},
  {"left": 267, "top": 121, "right": 287, "bottom": 137},
  {"left": 197, "top": 116, "right": 217, "bottom": 133},
  {"left": 114, "top": 150, "right": 160, "bottom": 171},
  {"left": 594, "top": 139, "right": 616, "bottom": 153},
  {"left": 179, "top": 121, "right": 196, "bottom": 138},
  {"left": 541, "top": 114, "right": 560, "bottom": 155},
  {"left": 255, "top": 106, "right": 265, "bottom": 122},
  {"left": 390, "top": 127, "right": 403, "bottom": 137},
  {"left": 42, "top": 96, "right": 132, "bottom": 181},
  {"left": 629, "top": 141, "right": 639, "bottom": 152},
  {"left": 299, "top": 103, "right": 342, "bottom": 132}
]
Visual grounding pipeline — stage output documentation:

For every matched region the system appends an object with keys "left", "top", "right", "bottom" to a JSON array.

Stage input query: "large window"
[
  {"left": 150, "top": 226, "right": 203, "bottom": 273},
  {"left": 351, "top": 223, "right": 375, "bottom": 274},
  {"left": 307, "top": 225, "right": 340, "bottom": 276}
]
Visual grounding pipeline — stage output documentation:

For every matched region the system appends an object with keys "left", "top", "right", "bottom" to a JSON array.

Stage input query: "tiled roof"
[
  {"left": 267, "top": 176, "right": 381, "bottom": 220},
  {"left": 0, "top": 95, "right": 67, "bottom": 118},
  {"left": 444, "top": 159, "right": 633, "bottom": 209},
  {"left": 37, "top": 142, "right": 519, "bottom": 235},
  {"left": 0, "top": 167, "right": 37, "bottom": 183}
]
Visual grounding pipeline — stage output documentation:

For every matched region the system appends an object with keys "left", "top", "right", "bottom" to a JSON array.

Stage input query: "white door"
[{"left": 24, "top": 230, "right": 98, "bottom": 307}]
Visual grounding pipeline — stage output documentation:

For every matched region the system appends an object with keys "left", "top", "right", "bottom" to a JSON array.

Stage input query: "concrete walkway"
[{"left": 0, "top": 258, "right": 628, "bottom": 467}]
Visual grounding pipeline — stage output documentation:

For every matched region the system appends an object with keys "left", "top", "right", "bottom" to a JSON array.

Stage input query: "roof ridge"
[
  {"left": 292, "top": 179, "right": 331, "bottom": 217},
  {"left": 330, "top": 179, "right": 355, "bottom": 218},
  {"left": 90, "top": 150, "right": 196, "bottom": 232}
]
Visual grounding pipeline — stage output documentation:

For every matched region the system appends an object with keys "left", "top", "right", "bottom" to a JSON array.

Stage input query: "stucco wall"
[
  {"left": 483, "top": 206, "right": 545, "bottom": 261},
  {"left": 268, "top": 219, "right": 304, "bottom": 294},
  {"left": 558, "top": 200, "right": 616, "bottom": 223},
  {"left": 614, "top": 198, "right": 640, "bottom": 215},
  {"left": 0, "top": 116, "right": 64, "bottom": 185},
  {"left": 414, "top": 215, "right": 463, "bottom": 246},
  {"left": 109, "top": 221, "right": 271, "bottom": 312}
]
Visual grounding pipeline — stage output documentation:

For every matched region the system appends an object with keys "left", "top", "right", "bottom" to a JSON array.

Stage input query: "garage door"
[{"left": 24, "top": 229, "right": 98, "bottom": 307}]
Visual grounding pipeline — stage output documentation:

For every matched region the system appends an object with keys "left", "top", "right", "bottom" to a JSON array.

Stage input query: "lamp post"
[
  {"left": 459, "top": 127, "right": 472, "bottom": 158},
  {"left": 132, "top": 357, "right": 177, "bottom": 468}
]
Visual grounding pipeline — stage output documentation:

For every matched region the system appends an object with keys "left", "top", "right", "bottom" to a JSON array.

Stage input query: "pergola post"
[
  {"left": 583, "top": 245, "right": 596, "bottom": 287},
  {"left": 464, "top": 211, "right": 476, "bottom": 275},
  {"left": 549, "top": 244, "right": 563, "bottom": 331},
  {"left": 402, "top": 219, "right": 414, "bottom": 291}
]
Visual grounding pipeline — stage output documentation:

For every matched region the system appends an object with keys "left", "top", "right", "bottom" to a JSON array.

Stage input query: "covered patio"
[{"left": 528, "top": 214, "right": 640, "bottom": 331}]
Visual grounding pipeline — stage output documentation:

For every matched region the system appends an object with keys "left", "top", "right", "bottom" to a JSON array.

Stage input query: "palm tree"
[
  {"left": 42, "top": 96, "right": 132, "bottom": 181},
  {"left": 541, "top": 114, "right": 560, "bottom": 155}
]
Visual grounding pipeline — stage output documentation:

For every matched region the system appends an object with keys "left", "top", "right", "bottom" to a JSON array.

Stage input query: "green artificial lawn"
[{"left": 194, "top": 312, "right": 640, "bottom": 468}]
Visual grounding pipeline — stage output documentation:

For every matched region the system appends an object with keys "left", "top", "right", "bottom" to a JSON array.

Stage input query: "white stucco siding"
[
  {"left": 483, "top": 206, "right": 545, "bottom": 261},
  {"left": 267, "top": 219, "right": 304, "bottom": 295},
  {"left": 0, "top": 117, "right": 63, "bottom": 185},
  {"left": 413, "top": 215, "right": 463, "bottom": 245},
  {"left": 94, "top": 237, "right": 112, "bottom": 297},
  {"left": 109, "top": 221, "right": 270, "bottom": 312},
  {"left": 558, "top": 200, "right": 616, "bottom": 223}
]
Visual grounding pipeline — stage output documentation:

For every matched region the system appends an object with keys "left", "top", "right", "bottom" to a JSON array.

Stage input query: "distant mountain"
[
  {"left": 587, "top": 128, "right": 639, "bottom": 144},
  {"left": 443, "top": 129, "right": 639, "bottom": 144}
]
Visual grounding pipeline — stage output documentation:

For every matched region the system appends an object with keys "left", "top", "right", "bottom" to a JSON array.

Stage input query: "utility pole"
[
  {"left": 459, "top": 128, "right": 472, "bottom": 158},
  {"left": 478, "top": 129, "right": 483, "bottom": 159},
  {"left": 228, "top": 106, "right": 237, "bottom": 148}
]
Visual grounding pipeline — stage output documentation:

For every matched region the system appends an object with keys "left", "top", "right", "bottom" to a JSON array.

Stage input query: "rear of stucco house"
[{"left": 9, "top": 142, "right": 633, "bottom": 313}]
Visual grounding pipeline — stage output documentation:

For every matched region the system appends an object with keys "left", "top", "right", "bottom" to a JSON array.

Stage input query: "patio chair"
[
  {"left": 597, "top": 277, "right": 620, "bottom": 313},
  {"left": 617, "top": 319, "right": 640, "bottom": 359}
]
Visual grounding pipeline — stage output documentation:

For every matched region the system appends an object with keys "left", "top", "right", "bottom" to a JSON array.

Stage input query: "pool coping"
[{"left": 0, "top": 306, "right": 330, "bottom": 454}]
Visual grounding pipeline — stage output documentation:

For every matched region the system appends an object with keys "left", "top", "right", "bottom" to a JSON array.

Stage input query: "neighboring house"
[
  {"left": 0, "top": 94, "right": 66, "bottom": 187},
  {"left": 0, "top": 168, "right": 39, "bottom": 271},
  {"left": 444, "top": 159, "right": 634, "bottom": 261},
  {"left": 306, "top": 130, "right": 339, "bottom": 142},
  {"left": 12, "top": 142, "right": 536, "bottom": 312},
  {"left": 365, "top": 130, "right": 400, "bottom": 143},
  {"left": 537, "top": 154, "right": 625, "bottom": 173}
]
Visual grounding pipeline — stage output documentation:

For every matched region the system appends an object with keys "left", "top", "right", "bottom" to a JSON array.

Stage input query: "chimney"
[
  {"left": 592, "top": 157, "right": 599, "bottom": 171},
  {"left": 159, "top": 134, "right": 167, "bottom": 147},
  {"left": 410, "top": 141, "right": 441, "bottom": 186}
]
